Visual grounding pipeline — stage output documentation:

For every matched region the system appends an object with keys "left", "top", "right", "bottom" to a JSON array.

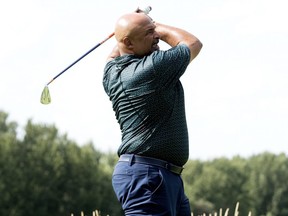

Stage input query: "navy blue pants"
[{"left": 112, "top": 155, "right": 191, "bottom": 216}]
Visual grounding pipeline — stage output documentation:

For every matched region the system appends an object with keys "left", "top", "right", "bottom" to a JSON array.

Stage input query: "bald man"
[{"left": 103, "top": 12, "right": 202, "bottom": 216}]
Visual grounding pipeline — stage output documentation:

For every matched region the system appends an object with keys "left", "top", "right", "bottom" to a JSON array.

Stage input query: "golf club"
[{"left": 40, "top": 6, "right": 152, "bottom": 105}]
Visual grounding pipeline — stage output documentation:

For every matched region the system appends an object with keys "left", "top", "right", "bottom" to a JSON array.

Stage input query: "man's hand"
[
  {"left": 135, "top": 6, "right": 153, "bottom": 21},
  {"left": 106, "top": 45, "right": 120, "bottom": 62}
]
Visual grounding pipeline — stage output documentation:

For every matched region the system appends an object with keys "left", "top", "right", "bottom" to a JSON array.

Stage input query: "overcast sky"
[{"left": 1, "top": 0, "right": 287, "bottom": 160}]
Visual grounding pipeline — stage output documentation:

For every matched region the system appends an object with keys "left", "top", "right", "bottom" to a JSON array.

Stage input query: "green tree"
[
  {"left": 0, "top": 111, "right": 122, "bottom": 216},
  {"left": 0, "top": 111, "right": 20, "bottom": 215},
  {"left": 183, "top": 156, "right": 251, "bottom": 215},
  {"left": 246, "top": 152, "right": 288, "bottom": 216},
  {"left": 182, "top": 159, "right": 215, "bottom": 213}
]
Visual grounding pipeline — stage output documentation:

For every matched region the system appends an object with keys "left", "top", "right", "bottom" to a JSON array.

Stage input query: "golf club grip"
[{"left": 136, "top": 6, "right": 152, "bottom": 14}]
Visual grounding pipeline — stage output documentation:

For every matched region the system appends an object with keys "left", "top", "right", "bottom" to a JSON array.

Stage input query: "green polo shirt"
[{"left": 103, "top": 44, "right": 191, "bottom": 166}]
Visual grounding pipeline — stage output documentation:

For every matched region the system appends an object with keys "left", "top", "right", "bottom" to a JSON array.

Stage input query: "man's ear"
[{"left": 123, "top": 37, "right": 133, "bottom": 49}]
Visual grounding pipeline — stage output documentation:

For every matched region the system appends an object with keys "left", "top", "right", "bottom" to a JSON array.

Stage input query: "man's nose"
[{"left": 154, "top": 32, "right": 160, "bottom": 39}]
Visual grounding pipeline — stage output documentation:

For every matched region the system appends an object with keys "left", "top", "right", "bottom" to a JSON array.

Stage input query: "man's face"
[{"left": 129, "top": 20, "right": 160, "bottom": 57}]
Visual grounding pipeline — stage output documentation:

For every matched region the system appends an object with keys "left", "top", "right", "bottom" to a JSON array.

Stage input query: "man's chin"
[{"left": 152, "top": 45, "right": 160, "bottom": 52}]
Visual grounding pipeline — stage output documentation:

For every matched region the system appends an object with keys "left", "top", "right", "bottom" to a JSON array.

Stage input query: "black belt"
[{"left": 119, "top": 154, "right": 184, "bottom": 175}]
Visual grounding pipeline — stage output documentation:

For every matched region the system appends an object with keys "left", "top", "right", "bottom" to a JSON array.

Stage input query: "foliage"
[
  {"left": 1, "top": 110, "right": 288, "bottom": 216},
  {"left": 183, "top": 154, "right": 288, "bottom": 216},
  {"left": 0, "top": 111, "right": 122, "bottom": 216}
]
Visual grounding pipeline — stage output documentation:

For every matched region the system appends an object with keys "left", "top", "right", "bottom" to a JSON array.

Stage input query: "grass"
[
  {"left": 71, "top": 210, "right": 105, "bottom": 216},
  {"left": 71, "top": 202, "right": 252, "bottom": 216},
  {"left": 192, "top": 202, "right": 252, "bottom": 216}
]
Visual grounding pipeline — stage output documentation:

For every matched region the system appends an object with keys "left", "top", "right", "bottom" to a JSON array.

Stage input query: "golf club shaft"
[
  {"left": 46, "top": 6, "right": 152, "bottom": 86},
  {"left": 46, "top": 32, "right": 114, "bottom": 86}
]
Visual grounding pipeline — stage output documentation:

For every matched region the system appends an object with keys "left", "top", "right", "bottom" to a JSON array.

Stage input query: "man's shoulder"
[{"left": 149, "top": 44, "right": 190, "bottom": 66}]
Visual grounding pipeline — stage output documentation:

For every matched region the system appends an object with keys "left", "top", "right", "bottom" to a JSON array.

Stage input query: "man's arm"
[
  {"left": 155, "top": 22, "right": 202, "bottom": 62},
  {"left": 106, "top": 45, "right": 120, "bottom": 62}
]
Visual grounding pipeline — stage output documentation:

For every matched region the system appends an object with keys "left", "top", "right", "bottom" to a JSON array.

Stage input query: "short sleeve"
[{"left": 151, "top": 44, "right": 190, "bottom": 88}]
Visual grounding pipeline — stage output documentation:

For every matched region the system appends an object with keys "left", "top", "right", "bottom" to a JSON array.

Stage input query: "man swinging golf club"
[{"left": 103, "top": 8, "right": 202, "bottom": 216}]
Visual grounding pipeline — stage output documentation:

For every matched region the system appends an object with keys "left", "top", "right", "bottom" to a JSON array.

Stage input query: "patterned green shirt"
[{"left": 103, "top": 44, "right": 191, "bottom": 166}]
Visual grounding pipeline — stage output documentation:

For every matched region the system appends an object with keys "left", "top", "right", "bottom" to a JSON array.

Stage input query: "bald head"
[
  {"left": 113, "top": 12, "right": 159, "bottom": 56},
  {"left": 114, "top": 13, "right": 153, "bottom": 42}
]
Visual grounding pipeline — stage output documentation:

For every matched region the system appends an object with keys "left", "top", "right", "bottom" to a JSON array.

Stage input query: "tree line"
[{"left": 0, "top": 110, "right": 287, "bottom": 216}]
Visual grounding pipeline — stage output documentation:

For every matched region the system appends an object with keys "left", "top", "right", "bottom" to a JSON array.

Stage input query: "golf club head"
[{"left": 40, "top": 86, "right": 51, "bottom": 104}]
